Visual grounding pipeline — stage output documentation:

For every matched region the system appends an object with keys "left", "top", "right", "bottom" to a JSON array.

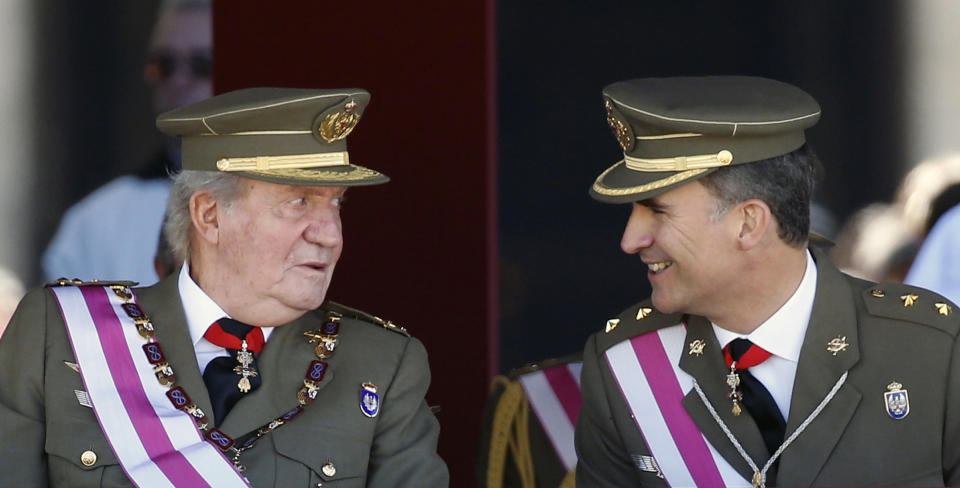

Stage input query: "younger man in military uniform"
[
  {"left": 0, "top": 88, "right": 449, "bottom": 487},
  {"left": 575, "top": 76, "right": 960, "bottom": 487}
]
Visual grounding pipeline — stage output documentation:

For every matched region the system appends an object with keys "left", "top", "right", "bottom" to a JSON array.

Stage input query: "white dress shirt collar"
[
  {"left": 177, "top": 261, "right": 273, "bottom": 350},
  {"left": 713, "top": 250, "right": 818, "bottom": 362}
]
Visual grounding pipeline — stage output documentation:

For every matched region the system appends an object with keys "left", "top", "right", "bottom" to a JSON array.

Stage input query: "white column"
[{"left": 905, "top": 0, "right": 960, "bottom": 164}]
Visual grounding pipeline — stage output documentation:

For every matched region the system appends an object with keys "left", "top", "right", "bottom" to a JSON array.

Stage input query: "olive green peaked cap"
[
  {"left": 591, "top": 76, "right": 820, "bottom": 203},
  {"left": 157, "top": 87, "right": 389, "bottom": 186}
]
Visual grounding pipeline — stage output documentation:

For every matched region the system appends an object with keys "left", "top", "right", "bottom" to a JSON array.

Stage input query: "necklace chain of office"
[
  {"left": 692, "top": 371, "right": 847, "bottom": 488},
  {"left": 111, "top": 285, "right": 340, "bottom": 475}
]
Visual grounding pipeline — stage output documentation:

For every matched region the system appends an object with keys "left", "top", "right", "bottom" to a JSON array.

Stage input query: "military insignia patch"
[
  {"left": 884, "top": 381, "right": 909, "bottom": 420},
  {"left": 360, "top": 382, "right": 380, "bottom": 418}
]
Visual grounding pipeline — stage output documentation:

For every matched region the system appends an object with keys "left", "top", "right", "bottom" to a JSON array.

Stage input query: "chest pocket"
[
  {"left": 44, "top": 414, "right": 131, "bottom": 488},
  {"left": 274, "top": 425, "right": 371, "bottom": 487}
]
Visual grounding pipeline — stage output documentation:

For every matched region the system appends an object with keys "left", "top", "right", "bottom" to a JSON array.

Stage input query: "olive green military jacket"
[
  {"left": 0, "top": 276, "right": 449, "bottom": 487},
  {"left": 575, "top": 249, "right": 960, "bottom": 487}
]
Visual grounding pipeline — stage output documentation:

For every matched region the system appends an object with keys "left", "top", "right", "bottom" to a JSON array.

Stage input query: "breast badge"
[
  {"left": 884, "top": 381, "right": 909, "bottom": 420},
  {"left": 360, "top": 382, "right": 380, "bottom": 418}
]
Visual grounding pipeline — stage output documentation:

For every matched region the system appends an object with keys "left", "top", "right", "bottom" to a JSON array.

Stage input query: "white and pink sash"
[
  {"left": 518, "top": 361, "right": 583, "bottom": 471},
  {"left": 606, "top": 324, "right": 750, "bottom": 487},
  {"left": 51, "top": 285, "right": 250, "bottom": 488}
]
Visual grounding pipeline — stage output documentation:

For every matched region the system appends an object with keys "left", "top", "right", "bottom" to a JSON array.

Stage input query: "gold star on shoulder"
[
  {"left": 900, "top": 294, "right": 919, "bottom": 307},
  {"left": 935, "top": 303, "right": 953, "bottom": 316},
  {"left": 636, "top": 307, "right": 652, "bottom": 320},
  {"left": 605, "top": 318, "right": 620, "bottom": 333}
]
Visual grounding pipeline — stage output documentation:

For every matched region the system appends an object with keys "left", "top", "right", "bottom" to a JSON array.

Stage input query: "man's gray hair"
[
  {"left": 164, "top": 170, "right": 244, "bottom": 263},
  {"left": 699, "top": 145, "right": 819, "bottom": 248}
]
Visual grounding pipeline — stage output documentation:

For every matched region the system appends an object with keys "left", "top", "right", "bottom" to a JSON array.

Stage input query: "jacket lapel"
[
  {"left": 220, "top": 311, "right": 334, "bottom": 438},
  {"left": 135, "top": 276, "right": 216, "bottom": 420},
  {"left": 777, "top": 249, "right": 862, "bottom": 486},
  {"left": 680, "top": 315, "right": 771, "bottom": 482}
]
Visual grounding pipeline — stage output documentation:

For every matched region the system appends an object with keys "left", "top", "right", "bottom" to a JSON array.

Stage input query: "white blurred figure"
[{"left": 0, "top": 269, "right": 25, "bottom": 338}]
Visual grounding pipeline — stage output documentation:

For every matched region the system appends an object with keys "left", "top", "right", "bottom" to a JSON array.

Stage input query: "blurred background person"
[
  {"left": 831, "top": 154, "right": 960, "bottom": 282},
  {"left": 0, "top": 269, "right": 25, "bottom": 338},
  {"left": 41, "top": 0, "right": 211, "bottom": 285},
  {"left": 905, "top": 202, "right": 960, "bottom": 304}
]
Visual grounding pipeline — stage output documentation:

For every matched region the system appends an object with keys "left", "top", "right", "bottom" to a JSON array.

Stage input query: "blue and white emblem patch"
[
  {"left": 884, "top": 381, "right": 909, "bottom": 420},
  {"left": 360, "top": 382, "right": 380, "bottom": 418}
]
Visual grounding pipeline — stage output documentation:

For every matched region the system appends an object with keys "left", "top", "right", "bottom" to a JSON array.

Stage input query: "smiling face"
[
  {"left": 204, "top": 179, "right": 345, "bottom": 325},
  {"left": 620, "top": 180, "right": 744, "bottom": 317}
]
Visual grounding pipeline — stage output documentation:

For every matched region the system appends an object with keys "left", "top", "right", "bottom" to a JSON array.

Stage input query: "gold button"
[
  {"left": 717, "top": 150, "right": 733, "bottom": 165},
  {"left": 80, "top": 450, "right": 97, "bottom": 467}
]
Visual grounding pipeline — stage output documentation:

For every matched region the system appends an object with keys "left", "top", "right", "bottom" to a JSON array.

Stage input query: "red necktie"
[{"left": 202, "top": 318, "right": 265, "bottom": 426}]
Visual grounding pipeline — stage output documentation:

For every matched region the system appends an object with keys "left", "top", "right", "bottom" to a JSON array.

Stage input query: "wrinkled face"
[
  {"left": 216, "top": 180, "right": 345, "bottom": 321},
  {"left": 620, "top": 181, "right": 741, "bottom": 316},
  {"left": 146, "top": 7, "right": 213, "bottom": 114}
]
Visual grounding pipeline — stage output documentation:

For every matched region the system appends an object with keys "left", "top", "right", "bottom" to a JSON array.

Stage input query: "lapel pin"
[
  {"left": 826, "top": 335, "right": 849, "bottom": 356},
  {"left": 688, "top": 339, "right": 706, "bottom": 356},
  {"left": 360, "top": 382, "right": 380, "bottom": 418},
  {"left": 884, "top": 381, "right": 909, "bottom": 419}
]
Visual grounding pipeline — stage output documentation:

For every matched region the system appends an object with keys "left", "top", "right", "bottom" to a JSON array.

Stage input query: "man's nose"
[
  {"left": 303, "top": 208, "right": 343, "bottom": 248},
  {"left": 620, "top": 205, "right": 654, "bottom": 254}
]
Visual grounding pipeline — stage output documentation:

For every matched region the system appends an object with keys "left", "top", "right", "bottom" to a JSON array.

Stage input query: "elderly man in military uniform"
[
  {"left": 0, "top": 88, "right": 449, "bottom": 487},
  {"left": 575, "top": 76, "right": 960, "bottom": 487}
]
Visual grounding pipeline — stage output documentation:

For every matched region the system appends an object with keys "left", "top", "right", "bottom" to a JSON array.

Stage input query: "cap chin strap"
[
  {"left": 624, "top": 150, "right": 733, "bottom": 172},
  {"left": 216, "top": 151, "right": 349, "bottom": 172}
]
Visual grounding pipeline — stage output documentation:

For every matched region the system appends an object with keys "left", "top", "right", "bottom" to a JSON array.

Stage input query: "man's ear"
[
  {"left": 189, "top": 191, "right": 220, "bottom": 246},
  {"left": 736, "top": 199, "right": 772, "bottom": 249}
]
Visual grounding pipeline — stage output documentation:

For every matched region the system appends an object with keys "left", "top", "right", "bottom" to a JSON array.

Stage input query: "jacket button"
[
  {"left": 80, "top": 450, "right": 97, "bottom": 467},
  {"left": 321, "top": 462, "right": 336, "bottom": 477}
]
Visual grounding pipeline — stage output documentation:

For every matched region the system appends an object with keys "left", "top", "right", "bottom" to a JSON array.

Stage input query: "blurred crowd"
[{"left": 830, "top": 154, "right": 960, "bottom": 303}]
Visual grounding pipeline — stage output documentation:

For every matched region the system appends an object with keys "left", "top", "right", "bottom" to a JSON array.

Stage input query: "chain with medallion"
[{"left": 111, "top": 285, "right": 341, "bottom": 474}]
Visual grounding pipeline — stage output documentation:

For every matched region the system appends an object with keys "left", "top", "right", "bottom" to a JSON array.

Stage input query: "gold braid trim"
[
  {"left": 486, "top": 376, "right": 536, "bottom": 488},
  {"left": 592, "top": 160, "right": 710, "bottom": 196},
  {"left": 558, "top": 469, "right": 576, "bottom": 488}
]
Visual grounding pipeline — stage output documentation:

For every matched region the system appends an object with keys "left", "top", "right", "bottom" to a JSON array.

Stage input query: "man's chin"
[{"left": 650, "top": 292, "right": 678, "bottom": 315}]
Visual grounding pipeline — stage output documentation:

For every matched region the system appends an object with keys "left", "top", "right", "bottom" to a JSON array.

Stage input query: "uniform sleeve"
[
  {"left": 366, "top": 337, "right": 449, "bottom": 487},
  {"left": 574, "top": 333, "right": 642, "bottom": 487},
  {"left": 0, "top": 288, "right": 50, "bottom": 487},
  {"left": 941, "top": 314, "right": 960, "bottom": 484}
]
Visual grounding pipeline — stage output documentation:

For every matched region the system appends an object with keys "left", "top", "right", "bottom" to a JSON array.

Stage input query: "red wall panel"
[{"left": 214, "top": 2, "right": 496, "bottom": 485}]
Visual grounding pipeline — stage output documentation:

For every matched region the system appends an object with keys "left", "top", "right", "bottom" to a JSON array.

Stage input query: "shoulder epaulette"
[
  {"left": 45, "top": 277, "right": 139, "bottom": 288},
  {"left": 595, "top": 299, "right": 683, "bottom": 352},
  {"left": 323, "top": 301, "right": 410, "bottom": 337},
  {"left": 508, "top": 352, "right": 583, "bottom": 379},
  {"left": 859, "top": 281, "right": 959, "bottom": 336}
]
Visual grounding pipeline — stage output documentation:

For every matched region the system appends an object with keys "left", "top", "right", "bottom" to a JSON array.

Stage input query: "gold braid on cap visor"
[
  {"left": 216, "top": 151, "right": 349, "bottom": 172},
  {"left": 592, "top": 150, "right": 733, "bottom": 196}
]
